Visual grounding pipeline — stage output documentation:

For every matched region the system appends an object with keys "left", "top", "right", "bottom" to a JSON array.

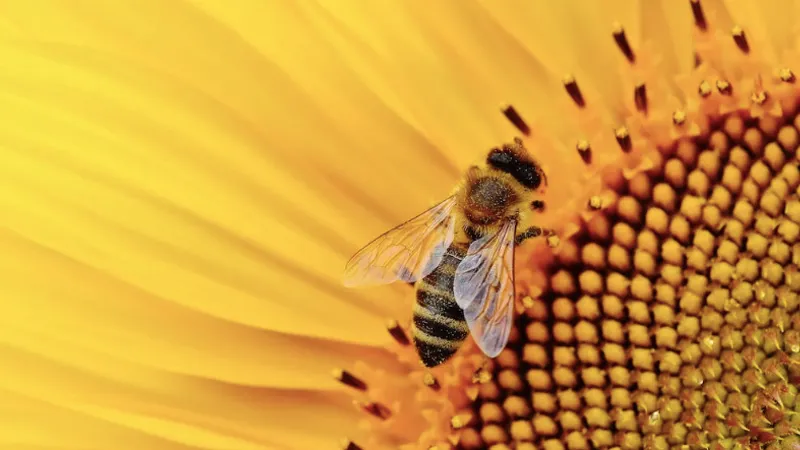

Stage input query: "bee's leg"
[{"left": 515, "top": 225, "right": 555, "bottom": 245}]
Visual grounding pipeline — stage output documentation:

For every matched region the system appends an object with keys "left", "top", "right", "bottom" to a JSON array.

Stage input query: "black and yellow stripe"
[{"left": 411, "top": 244, "right": 470, "bottom": 367}]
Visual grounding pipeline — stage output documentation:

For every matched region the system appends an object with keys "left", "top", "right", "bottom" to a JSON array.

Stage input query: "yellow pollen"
[
  {"left": 780, "top": 68, "right": 796, "bottom": 83},
  {"left": 732, "top": 25, "right": 749, "bottom": 53},
  {"left": 423, "top": 372, "right": 440, "bottom": 390},
  {"left": 521, "top": 296, "right": 535, "bottom": 308},
  {"left": 673, "top": 110, "right": 687, "bottom": 125},
  {"left": 472, "top": 369, "right": 492, "bottom": 384},
  {"left": 563, "top": 74, "right": 585, "bottom": 107},
  {"left": 716, "top": 79, "right": 732, "bottom": 95},
  {"left": 752, "top": 90, "right": 768, "bottom": 105},
  {"left": 451, "top": 413, "right": 472, "bottom": 430},
  {"left": 699, "top": 81, "right": 712, "bottom": 97}
]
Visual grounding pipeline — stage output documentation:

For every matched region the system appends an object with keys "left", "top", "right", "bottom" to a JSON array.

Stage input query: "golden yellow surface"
[{"left": 3, "top": 1, "right": 800, "bottom": 450}]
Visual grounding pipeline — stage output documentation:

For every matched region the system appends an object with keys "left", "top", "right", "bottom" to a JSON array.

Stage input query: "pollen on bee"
[
  {"left": 612, "top": 22, "right": 635, "bottom": 63},
  {"left": 732, "top": 25, "right": 749, "bottom": 53},
  {"left": 562, "top": 75, "right": 585, "bottom": 107}
]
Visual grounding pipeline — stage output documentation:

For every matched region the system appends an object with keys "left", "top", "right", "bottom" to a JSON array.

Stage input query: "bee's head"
[{"left": 486, "top": 138, "right": 546, "bottom": 192}]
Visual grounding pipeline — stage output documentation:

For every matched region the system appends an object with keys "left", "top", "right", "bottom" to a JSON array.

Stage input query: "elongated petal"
[
  {"left": 0, "top": 347, "right": 361, "bottom": 450},
  {"left": 0, "top": 7, "right": 449, "bottom": 344}
]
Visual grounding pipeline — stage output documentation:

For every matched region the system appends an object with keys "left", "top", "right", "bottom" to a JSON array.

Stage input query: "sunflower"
[{"left": 1, "top": 1, "right": 799, "bottom": 450}]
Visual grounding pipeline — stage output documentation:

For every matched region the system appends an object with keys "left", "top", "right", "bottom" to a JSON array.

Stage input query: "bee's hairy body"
[
  {"left": 343, "top": 137, "right": 550, "bottom": 368},
  {"left": 411, "top": 141, "right": 547, "bottom": 367},
  {"left": 412, "top": 243, "right": 469, "bottom": 367}
]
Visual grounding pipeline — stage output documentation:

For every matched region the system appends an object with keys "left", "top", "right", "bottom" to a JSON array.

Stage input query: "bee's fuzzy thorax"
[{"left": 456, "top": 168, "right": 526, "bottom": 226}]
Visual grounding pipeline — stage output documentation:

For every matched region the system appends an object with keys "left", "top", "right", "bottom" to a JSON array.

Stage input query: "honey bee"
[{"left": 343, "top": 138, "right": 552, "bottom": 367}]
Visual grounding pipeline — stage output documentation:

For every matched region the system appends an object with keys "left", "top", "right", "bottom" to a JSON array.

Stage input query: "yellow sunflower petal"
[
  {"left": 1, "top": 340, "right": 363, "bottom": 449},
  {"left": 0, "top": 233, "right": 402, "bottom": 390},
  {"left": 0, "top": 5, "right": 448, "bottom": 344},
  {"left": 1, "top": 391, "right": 199, "bottom": 450}
]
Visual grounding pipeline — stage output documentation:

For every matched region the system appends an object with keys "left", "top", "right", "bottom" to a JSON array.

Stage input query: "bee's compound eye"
[{"left": 487, "top": 145, "right": 542, "bottom": 190}]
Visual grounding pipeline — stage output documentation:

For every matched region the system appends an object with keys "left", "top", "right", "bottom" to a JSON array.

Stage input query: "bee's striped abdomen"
[{"left": 412, "top": 244, "right": 469, "bottom": 367}]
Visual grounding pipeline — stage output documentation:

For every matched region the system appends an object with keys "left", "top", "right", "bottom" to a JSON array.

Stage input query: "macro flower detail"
[{"left": 338, "top": 2, "right": 800, "bottom": 449}]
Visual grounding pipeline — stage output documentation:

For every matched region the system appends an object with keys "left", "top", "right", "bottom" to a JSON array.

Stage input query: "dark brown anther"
[
  {"left": 690, "top": 0, "right": 707, "bottom": 31},
  {"left": 423, "top": 372, "right": 440, "bottom": 391},
  {"left": 501, "top": 104, "right": 531, "bottom": 136},
  {"left": 576, "top": 139, "right": 592, "bottom": 164},
  {"left": 673, "top": 110, "right": 687, "bottom": 126},
  {"left": 612, "top": 23, "right": 635, "bottom": 63},
  {"left": 356, "top": 401, "right": 392, "bottom": 420},
  {"left": 531, "top": 200, "right": 545, "bottom": 211},
  {"left": 732, "top": 26, "right": 749, "bottom": 53},
  {"left": 780, "top": 68, "right": 795, "bottom": 83},
  {"left": 694, "top": 52, "right": 702, "bottom": 68},
  {"left": 340, "top": 440, "right": 364, "bottom": 450},
  {"left": 634, "top": 83, "right": 648, "bottom": 114},
  {"left": 386, "top": 319, "right": 410, "bottom": 346},
  {"left": 563, "top": 75, "right": 585, "bottom": 107},
  {"left": 332, "top": 369, "right": 367, "bottom": 391},
  {"left": 716, "top": 80, "right": 732, "bottom": 95},
  {"left": 615, "top": 126, "right": 631, "bottom": 152}
]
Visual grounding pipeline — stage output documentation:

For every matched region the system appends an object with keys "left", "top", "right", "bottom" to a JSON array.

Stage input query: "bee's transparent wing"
[
  {"left": 453, "top": 219, "right": 517, "bottom": 357},
  {"left": 343, "top": 196, "right": 457, "bottom": 287}
]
